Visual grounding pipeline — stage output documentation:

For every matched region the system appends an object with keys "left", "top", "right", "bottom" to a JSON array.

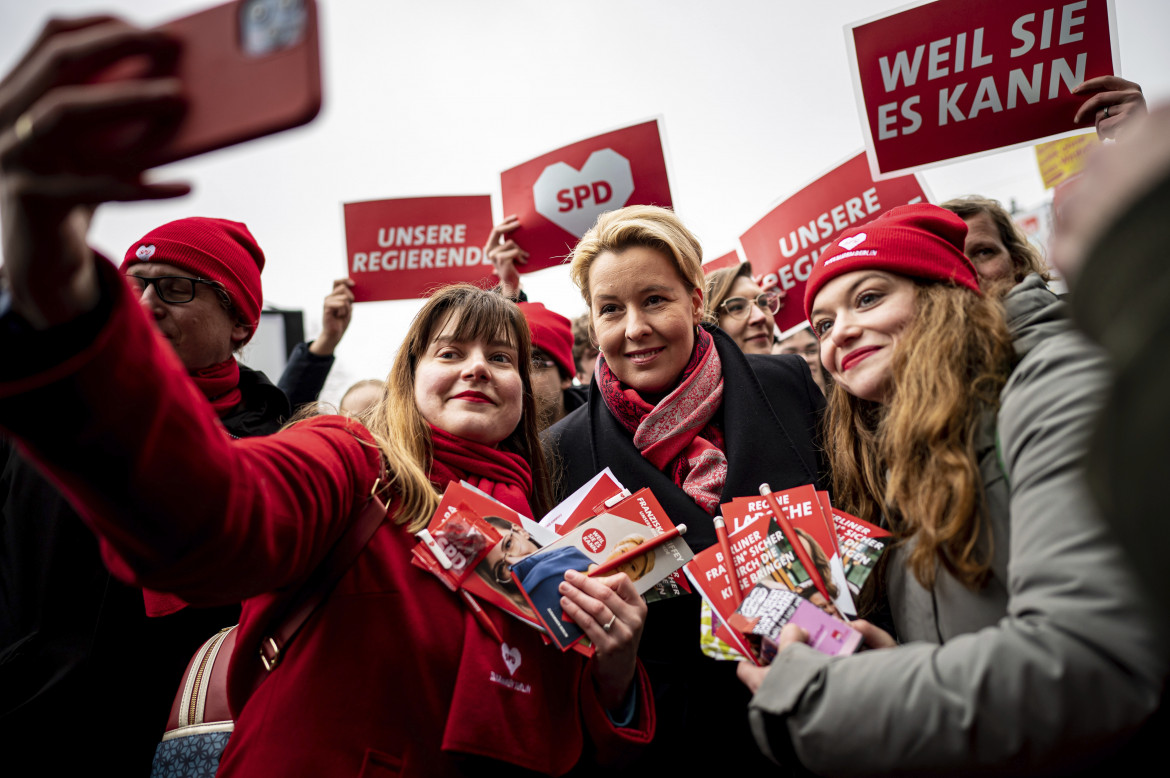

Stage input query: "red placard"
[
  {"left": 500, "top": 119, "right": 673, "bottom": 271},
  {"left": 702, "top": 250, "right": 740, "bottom": 275},
  {"left": 737, "top": 152, "right": 929, "bottom": 335},
  {"left": 847, "top": 0, "right": 1118, "bottom": 178},
  {"left": 344, "top": 195, "right": 495, "bottom": 302}
]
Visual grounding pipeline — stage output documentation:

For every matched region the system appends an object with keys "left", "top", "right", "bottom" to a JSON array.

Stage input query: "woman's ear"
[{"left": 690, "top": 286, "right": 704, "bottom": 326}]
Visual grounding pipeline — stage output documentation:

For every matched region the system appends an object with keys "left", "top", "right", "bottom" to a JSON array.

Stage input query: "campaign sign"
[
  {"left": 344, "top": 195, "right": 494, "bottom": 302},
  {"left": 702, "top": 250, "right": 741, "bottom": 275},
  {"left": 737, "top": 152, "right": 928, "bottom": 335},
  {"left": 847, "top": 0, "right": 1118, "bottom": 178},
  {"left": 1034, "top": 131, "right": 1099, "bottom": 189},
  {"left": 500, "top": 119, "right": 672, "bottom": 271}
]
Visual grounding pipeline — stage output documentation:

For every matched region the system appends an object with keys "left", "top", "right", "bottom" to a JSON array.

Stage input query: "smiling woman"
[
  {"left": 704, "top": 261, "right": 780, "bottom": 355},
  {"left": 738, "top": 203, "right": 1165, "bottom": 774},
  {"left": 0, "top": 16, "right": 657, "bottom": 773},
  {"left": 547, "top": 205, "right": 825, "bottom": 774}
]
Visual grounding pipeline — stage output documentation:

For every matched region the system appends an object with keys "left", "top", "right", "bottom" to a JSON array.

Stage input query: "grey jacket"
[{"left": 747, "top": 275, "right": 1165, "bottom": 775}]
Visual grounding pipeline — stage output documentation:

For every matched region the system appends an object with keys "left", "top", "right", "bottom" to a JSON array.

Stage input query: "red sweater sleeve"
[{"left": 0, "top": 255, "right": 382, "bottom": 605}]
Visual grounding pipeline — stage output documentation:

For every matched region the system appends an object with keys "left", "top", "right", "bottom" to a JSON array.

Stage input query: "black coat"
[
  {"left": 546, "top": 324, "right": 826, "bottom": 775},
  {"left": 0, "top": 365, "right": 287, "bottom": 774}
]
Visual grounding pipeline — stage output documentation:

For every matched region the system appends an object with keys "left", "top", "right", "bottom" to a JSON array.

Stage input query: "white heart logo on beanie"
[
  {"left": 501, "top": 643, "right": 522, "bottom": 676},
  {"left": 136, "top": 244, "right": 156, "bottom": 260},
  {"left": 838, "top": 233, "right": 867, "bottom": 250}
]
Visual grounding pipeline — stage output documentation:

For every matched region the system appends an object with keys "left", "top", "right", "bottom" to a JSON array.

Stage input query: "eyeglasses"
[
  {"left": 126, "top": 275, "right": 223, "bottom": 304},
  {"left": 718, "top": 290, "right": 782, "bottom": 320}
]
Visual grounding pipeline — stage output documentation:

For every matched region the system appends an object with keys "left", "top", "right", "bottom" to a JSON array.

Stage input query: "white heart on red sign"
[
  {"left": 838, "top": 233, "right": 867, "bottom": 250},
  {"left": 501, "top": 642, "right": 522, "bottom": 676},
  {"left": 136, "top": 244, "right": 156, "bottom": 260},
  {"left": 533, "top": 148, "right": 635, "bottom": 238}
]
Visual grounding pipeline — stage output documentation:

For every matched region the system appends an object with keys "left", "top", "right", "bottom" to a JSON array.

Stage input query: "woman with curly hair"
[{"left": 739, "top": 203, "right": 1164, "bottom": 774}]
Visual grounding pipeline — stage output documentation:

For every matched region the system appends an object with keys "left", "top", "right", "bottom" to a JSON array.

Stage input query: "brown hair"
[
  {"left": 360, "top": 284, "right": 554, "bottom": 532},
  {"left": 568, "top": 205, "right": 706, "bottom": 318},
  {"left": 941, "top": 195, "right": 1052, "bottom": 285},
  {"left": 704, "top": 261, "right": 753, "bottom": 326},
  {"left": 823, "top": 282, "right": 1013, "bottom": 589}
]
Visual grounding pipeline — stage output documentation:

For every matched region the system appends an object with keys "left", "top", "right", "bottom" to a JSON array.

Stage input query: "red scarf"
[
  {"left": 189, "top": 357, "right": 243, "bottom": 416},
  {"left": 598, "top": 327, "right": 728, "bottom": 514},
  {"left": 428, "top": 425, "right": 534, "bottom": 518},
  {"left": 427, "top": 426, "right": 596, "bottom": 773}
]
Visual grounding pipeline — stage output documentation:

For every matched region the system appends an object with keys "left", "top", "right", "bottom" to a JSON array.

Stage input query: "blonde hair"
[
  {"left": 568, "top": 205, "right": 706, "bottom": 317},
  {"left": 824, "top": 282, "right": 1013, "bottom": 590},
  {"left": 941, "top": 195, "right": 1052, "bottom": 285},
  {"left": 360, "top": 285, "right": 554, "bottom": 532},
  {"left": 704, "top": 261, "right": 753, "bottom": 327}
]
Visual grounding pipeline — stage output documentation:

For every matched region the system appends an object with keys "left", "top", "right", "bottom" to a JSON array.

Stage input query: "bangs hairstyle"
[
  {"left": 568, "top": 205, "right": 706, "bottom": 317},
  {"left": 361, "top": 284, "right": 554, "bottom": 532},
  {"left": 704, "top": 261, "right": 754, "bottom": 325},
  {"left": 823, "top": 281, "right": 1013, "bottom": 593},
  {"left": 941, "top": 195, "right": 1052, "bottom": 285}
]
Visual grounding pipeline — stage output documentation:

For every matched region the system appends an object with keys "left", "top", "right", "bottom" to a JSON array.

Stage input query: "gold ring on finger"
[{"left": 13, "top": 112, "right": 34, "bottom": 142}]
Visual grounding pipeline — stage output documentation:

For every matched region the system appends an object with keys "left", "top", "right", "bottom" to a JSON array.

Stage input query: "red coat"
[{"left": 0, "top": 259, "right": 653, "bottom": 776}]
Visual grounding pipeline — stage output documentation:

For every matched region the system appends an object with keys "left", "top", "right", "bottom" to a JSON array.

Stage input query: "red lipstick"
[{"left": 841, "top": 346, "right": 880, "bottom": 372}]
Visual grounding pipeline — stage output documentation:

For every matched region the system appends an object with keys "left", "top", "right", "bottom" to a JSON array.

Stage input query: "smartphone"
[{"left": 93, "top": 0, "right": 322, "bottom": 167}]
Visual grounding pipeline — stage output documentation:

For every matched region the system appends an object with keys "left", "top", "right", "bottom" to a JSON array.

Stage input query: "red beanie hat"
[
  {"left": 518, "top": 302, "right": 574, "bottom": 377},
  {"left": 122, "top": 217, "right": 266, "bottom": 344},
  {"left": 803, "top": 203, "right": 980, "bottom": 322}
]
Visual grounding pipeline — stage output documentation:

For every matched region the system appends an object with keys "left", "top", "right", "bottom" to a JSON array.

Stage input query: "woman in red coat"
[{"left": 0, "top": 17, "right": 652, "bottom": 777}]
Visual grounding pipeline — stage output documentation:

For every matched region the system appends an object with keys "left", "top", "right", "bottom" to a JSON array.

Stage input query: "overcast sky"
[{"left": 3, "top": 0, "right": 1167, "bottom": 403}]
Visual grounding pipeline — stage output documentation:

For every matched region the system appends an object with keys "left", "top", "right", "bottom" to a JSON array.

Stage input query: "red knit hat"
[
  {"left": 803, "top": 203, "right": 980, "bottom": 321},
  {"left": 121, "top": 217, "right": 266, "bottom": 344},
  {"left": 518, "top": 302, "right": 574, "bottom": 377}
]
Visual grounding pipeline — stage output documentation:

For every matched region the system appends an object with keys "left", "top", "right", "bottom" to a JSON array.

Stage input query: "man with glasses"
[{"left": 0, "top": 216, "right": 289, "bottom": 773}]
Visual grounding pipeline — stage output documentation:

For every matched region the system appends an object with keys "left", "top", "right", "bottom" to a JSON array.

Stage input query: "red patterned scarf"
[
  {"left": 597, "top": 327, "right": 728, "bottom": 514},
  {"left": 428, "top": 425, "right": 534, "bottom": 518},
  {"left": 189, "top": 357, "right": 243, "bottom": 416}
]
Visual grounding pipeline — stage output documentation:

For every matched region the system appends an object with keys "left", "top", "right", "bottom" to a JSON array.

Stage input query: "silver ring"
[
  {"left": 603, "top": 614, "right": 617, "bottom": 632},
  {"left": 1104, "top": 105, "right": 1110, "bottom": 119},
  {"left": 13, "top": 112, "right": 34, "bottom": 142}
]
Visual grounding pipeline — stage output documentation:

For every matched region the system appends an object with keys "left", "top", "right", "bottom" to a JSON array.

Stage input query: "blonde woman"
[{"left": 546, "top": 204, "right": 824, "bottom": 774}]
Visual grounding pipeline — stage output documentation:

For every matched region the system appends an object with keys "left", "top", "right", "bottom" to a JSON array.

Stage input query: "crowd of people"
[{"left": 1, "top": 13, "right": 1167, "bottom": 778}]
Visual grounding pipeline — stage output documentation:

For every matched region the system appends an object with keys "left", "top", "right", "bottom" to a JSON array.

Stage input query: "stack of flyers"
[
  {"left": 511, "top": 510, "right": 694, "bottom": 653},
  {"left": 831, "top": 507, "right": 892, "bottom": 596},
  {"left": 723, "top": 484, "right": 857, "bottom": 618},
  {"left": 727, "top": 581, "right": 862, "bottom": 663},
  {"left": 538, "top": 468, "right": 627, "bottom": 535},
  {"left": 411, "top": 481, "right": 544, "bottom": 630},
  {"left": 684, "top": 484, "right": 889, "bottom": 664},
  {"left": 412, "top": 476, "right": 697, "bottom": 655}
]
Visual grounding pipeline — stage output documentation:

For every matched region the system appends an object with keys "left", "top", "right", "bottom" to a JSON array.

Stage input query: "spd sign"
[{"left": 500, "top": 119, "right": 673, "bottom": 272}]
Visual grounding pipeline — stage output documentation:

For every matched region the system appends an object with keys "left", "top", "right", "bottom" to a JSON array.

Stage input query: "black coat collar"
[{"left": 564, "top": 324, "right": 823, "bottom": 551}]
